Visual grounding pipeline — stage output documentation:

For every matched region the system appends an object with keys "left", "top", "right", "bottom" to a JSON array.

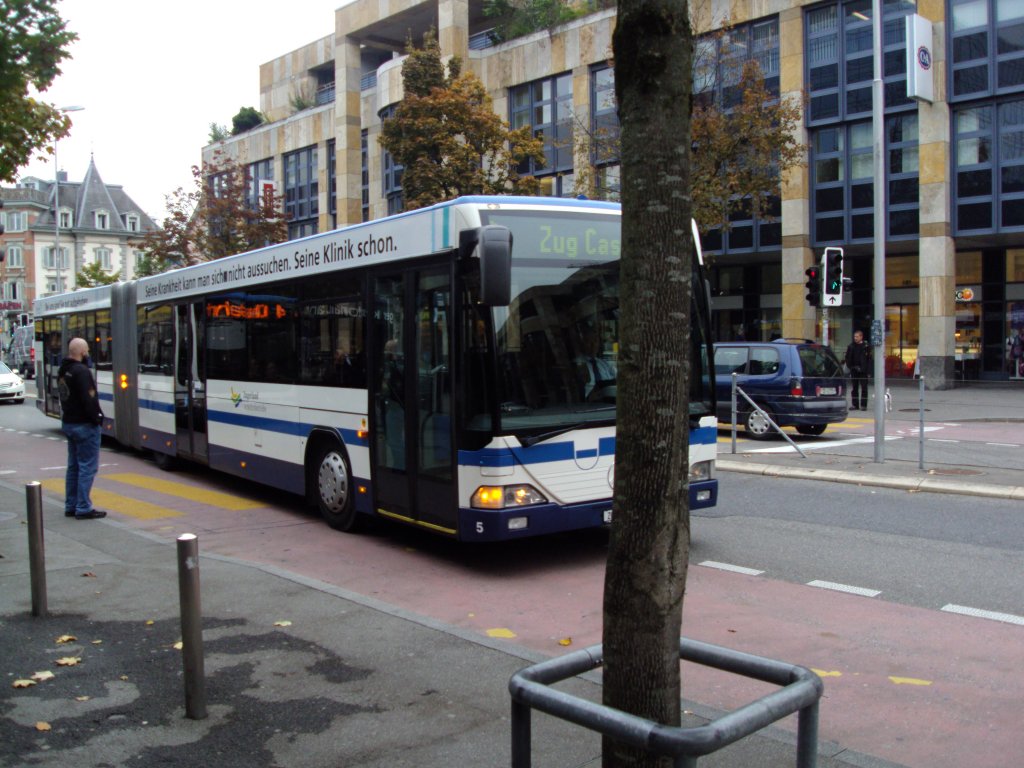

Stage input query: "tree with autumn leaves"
[
  {"left": 136, "top": 151, "right": 287, "bottom": 276},
  {"left": 576, "top": 56, "right": 802, "bottom": 239},
  {"left": 1, "top": 0, "right": 77, "bottom": 183},
  {"left": 689, "top": 58, "right": 803, "bottom": 237},
  {"left": 379, "top": 31, "right": 544, "bottom": 211}
]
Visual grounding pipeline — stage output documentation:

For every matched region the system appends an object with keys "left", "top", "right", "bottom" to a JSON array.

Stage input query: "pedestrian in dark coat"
[
  {"left": 844, "top": 330, "right": 871, "bottom": 410},
  {"left": 58, "top": 337, "right": 107, "bottom": 519}
]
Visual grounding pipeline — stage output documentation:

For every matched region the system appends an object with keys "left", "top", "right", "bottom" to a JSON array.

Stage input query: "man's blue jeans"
[{"left": 63, "top": 422, "right": 101, "bottom": 516}]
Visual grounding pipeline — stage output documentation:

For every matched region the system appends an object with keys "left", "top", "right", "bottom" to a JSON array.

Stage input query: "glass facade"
[
  {"left": 694, "top": 17, "right": 783, "bottom": 255},
  {"left": 510, "top": 73, "right": 574, "bottom": 188},
  {"left": 284, "top": 145, "right": 319, "bottom": 240},
  {"left": 806, "top": 0, "right": 918, "bottom": 246},
  {"left": 953, "top": 97, "right": 1024, "bottom": 231},
  {"left": 379, "top": 105, "right": 404, "bottom": 215}
]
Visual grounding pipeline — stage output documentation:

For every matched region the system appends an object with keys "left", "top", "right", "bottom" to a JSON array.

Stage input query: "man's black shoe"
[
  {"left": 65, "top": 510, "right": 76, "bottom": 517},
  {"left": 75, "top": 510, "right": 107, "bottom": 520}
]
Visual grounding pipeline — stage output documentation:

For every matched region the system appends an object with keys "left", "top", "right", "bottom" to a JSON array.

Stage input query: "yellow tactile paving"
[
  {"left": 40, "top": 478, "right": 182, "bottom": 520},
  {"left": 102, "top": 473, "right": 263, "bottom": 511}
]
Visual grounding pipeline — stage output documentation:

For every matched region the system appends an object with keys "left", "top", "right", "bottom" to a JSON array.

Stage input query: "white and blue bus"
[{"left": 33, "top": 196, "right": 718, "bottom": 541}]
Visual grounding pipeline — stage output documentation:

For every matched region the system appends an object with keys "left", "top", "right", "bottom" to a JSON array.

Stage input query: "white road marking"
[
  {"left": 698, "top": 561, "right": 765, "bottom": 576},
  {"left": 928, "top": 438, "right": 959, "bottom": 443},
  {"left": 941, "top": 604, "right": 1024, "bottom": 626},
  {"left": 985, "top": 442, "right": 1020, "bottom": 448},
  {"left": 807, "top": 580, "right": 881, "bottom": 598},
  {"left": 751, "top": 436, "right": 902, "bottom": 453}
]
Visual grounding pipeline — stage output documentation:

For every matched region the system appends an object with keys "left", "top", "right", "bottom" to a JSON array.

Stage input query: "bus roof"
[{"left": 34, "top": 197, "right": 623, "bottom": 315}]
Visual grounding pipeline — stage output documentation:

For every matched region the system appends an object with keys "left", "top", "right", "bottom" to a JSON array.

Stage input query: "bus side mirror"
[{"left": 460, "top": 225, "right": 512, "bottom": 306}]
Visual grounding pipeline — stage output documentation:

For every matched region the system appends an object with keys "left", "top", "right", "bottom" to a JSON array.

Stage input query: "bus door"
[
  {"left": 371, "top": 266, "right": 456, "bottom": 534},
  {"left": 41, "top": 317, "right": 65, "bottom": 417},
  {"left": 174, "top": 303, "right": 208, "bottom": 463}
]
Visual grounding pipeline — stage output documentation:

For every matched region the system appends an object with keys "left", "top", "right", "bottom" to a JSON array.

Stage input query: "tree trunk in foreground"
[{"left": 603, "top": 0, "right": 694, "bottom": 766}]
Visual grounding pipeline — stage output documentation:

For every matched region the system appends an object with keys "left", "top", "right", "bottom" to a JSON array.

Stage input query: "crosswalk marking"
[
  {"left": 103, "top": 473, "right": 263, "bottom": 511},
  {"left": 40, "top": 478, "right": 182, "bottom": 520}
]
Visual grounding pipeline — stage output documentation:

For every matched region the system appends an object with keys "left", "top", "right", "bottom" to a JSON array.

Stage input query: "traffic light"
[
  {"left": 804, "top": 265, "right": 822, "bottom": 307},
  {"left": 823, "top": 247, "right": 844, "bottom": 305}
]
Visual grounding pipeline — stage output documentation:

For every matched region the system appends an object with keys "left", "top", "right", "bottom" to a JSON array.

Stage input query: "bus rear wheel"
[{"left": 313, "top": 442, "right": 361, "bottom": 532}]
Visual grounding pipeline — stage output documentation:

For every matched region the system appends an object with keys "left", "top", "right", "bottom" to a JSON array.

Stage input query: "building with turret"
[{"left": 0, "top": 157, "right": 156, "bottom": 341}]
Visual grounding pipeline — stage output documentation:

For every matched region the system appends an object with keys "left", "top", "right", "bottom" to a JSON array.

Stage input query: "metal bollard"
[
  {"left": 918, "top": 375, "right": 926, "bottom": 471},
  {"left": 26, "top": 482, "right": 47, "bottom": 617},
  {"left": 176, "top": 533, "right": 207, "bottom": 719}
]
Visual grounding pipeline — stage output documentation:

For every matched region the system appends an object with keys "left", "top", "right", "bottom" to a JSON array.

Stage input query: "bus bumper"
[{"left": 459, "top": 477, "right": 719, "bottom": 541}]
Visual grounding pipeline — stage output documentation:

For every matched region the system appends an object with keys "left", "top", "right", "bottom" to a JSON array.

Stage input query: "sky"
[{"left": 19, "top": 0, "right": 343, "bottom": 222}]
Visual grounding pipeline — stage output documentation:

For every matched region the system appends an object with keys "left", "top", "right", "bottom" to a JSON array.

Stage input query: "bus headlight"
[
  {"left": 471, "top": 484, "right": 547, "bottom": 509},
  {"left": 689, "top": 460, "right": 714, "bottom": 482}
]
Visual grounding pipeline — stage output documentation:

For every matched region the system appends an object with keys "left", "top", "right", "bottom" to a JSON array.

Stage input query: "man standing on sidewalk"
[
  {"left": 845, "top": 330, "right": 871, "bottom": 411},
  {"left": 58, "top": 338, "right": 106, "bottom": 520}
]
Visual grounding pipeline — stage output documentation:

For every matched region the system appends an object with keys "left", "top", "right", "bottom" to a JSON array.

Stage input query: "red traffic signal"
[{"left": 804, "top": 266, "right": 822, "bottom": 306}]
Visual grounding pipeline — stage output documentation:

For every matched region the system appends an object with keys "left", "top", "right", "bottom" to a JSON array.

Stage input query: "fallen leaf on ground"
[
  {"left": 81, "top": 572, "right": 96, "bottom": 578},
  {"left": 273, "top": 620, "right": 292, "bottom": 627},
  {"left": 55, "top": 657, "right": 81, "bottom": 667},
  {"left": 558, "top": 637, "right": 572, "bottom": 646},
  {"left": 145, "top": 620, "right": 155, "bottom": 626},
  {"left": 75, "top": 696, "right": 90, "bottom": 702},
  {"left": 35, "top": 722, "right": 51, "bottom": 732},
  {"left": 120, "top": 675, "right": 129, "bottom": 681},
  {"left": 91, "top": 640, "right": 102, "bottom": 645},
  {"left": 172, "top": 641, "right": 183, "bottom": 650},
  {"left": 12, "top": 679, "right": 37, "bottom": 689},
  {"left": 55, "top": 635, "right": 77, "bottom": 644},
  {"left": 31, "top": 671, "right": 55, "bottom": 682}
]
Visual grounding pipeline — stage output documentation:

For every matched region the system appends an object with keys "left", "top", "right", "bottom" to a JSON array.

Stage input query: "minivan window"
[
  {"left": 714, "top": 347, "right": 748, "bottom": 375},
  {"left": 749, "top": 347, "right": 780, "bottom": 375},
  {"left": 798, "top": 345, "right": 843, "bottom": 377}
]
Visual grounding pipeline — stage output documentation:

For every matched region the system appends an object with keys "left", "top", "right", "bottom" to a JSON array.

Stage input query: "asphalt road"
[
  {"left": 3, "top": 397, "right": 1023, "bottom": 767},
  {"left": 695, "top": 472, "right": 1024, "bottom": 616}
]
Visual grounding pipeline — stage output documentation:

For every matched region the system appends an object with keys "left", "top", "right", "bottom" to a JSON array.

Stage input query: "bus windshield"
[{"left": 479, "top": 209, "right": 714, "bottom": 437}]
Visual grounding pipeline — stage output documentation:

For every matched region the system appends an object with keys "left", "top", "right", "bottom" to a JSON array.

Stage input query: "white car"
[{"left": 0, "top": 361, "right": 26, "bottom": 404}]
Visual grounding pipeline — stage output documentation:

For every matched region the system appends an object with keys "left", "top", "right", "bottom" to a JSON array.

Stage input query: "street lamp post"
[{"left": 53, "top": 105, "right": 84, "bottom": 295}]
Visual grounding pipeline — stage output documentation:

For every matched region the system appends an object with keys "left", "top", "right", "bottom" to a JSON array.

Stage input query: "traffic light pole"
[
  {"left": 871, "top": 0, "right": 886, "bottom": 462},
  {"left": 821, "top": 307, "right": 829, "bottom": 348}
]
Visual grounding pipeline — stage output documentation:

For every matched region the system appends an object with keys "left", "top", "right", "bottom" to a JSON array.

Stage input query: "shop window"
[
  {"left": 958, "top": 251, "right": 984, "bottom": 282},
  {"left": 1006, "top": 302, "right": 1024, "bottom": 378},
  {"left": 1007, "top": 248, "right": 1024, "bottom": 281},
  {"left": 885, "top": 255, "right": 918, "bottom": 287},
  {"left": 884, "top": 303, "right": 919, "bottom": 377}
]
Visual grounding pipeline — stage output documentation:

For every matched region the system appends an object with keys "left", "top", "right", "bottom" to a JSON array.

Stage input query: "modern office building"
[
  {"left": 0, "top": 157, "right": 155, "bottom": 342},
  {"left": 203, "top": 0, "right": 1024, "bottom": 385}
]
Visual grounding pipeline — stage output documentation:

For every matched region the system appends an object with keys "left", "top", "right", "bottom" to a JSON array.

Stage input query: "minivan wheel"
[
  {"left": 744, "top": 407, "right": 774, "bottom": 440},
  {"left": 796, "top": 423, "right": 827, "bottom": 436}
]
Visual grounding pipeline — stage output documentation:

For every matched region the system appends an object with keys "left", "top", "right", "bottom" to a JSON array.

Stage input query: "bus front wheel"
[{"left": 313, "top": 442, "right": 361, "bottom": 532}]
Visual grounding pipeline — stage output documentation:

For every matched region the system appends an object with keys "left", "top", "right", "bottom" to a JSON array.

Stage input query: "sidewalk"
[
  {"left": 0, "top": 481, "right": 903, "bottom": 768},
  {"left": 718, "top": 380, "right": 1024, "bottom": 501}
]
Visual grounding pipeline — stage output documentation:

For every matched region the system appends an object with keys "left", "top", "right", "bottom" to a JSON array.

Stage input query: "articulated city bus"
[{"left": 33, "top": 196, "right": 718, "bottom": 541}]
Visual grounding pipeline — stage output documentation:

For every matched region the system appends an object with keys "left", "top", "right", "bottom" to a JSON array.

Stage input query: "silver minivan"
[{"left": 6, "top": 325, "right": 34, "bottom": 379}]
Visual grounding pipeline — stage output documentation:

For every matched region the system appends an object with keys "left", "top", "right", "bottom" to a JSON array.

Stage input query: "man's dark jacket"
[
  {"left": 57, "top": 358, "right": 104, "bottom": 425},
  {"left": 844, "top": 341, "right": 871, "bottom": 376}
]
